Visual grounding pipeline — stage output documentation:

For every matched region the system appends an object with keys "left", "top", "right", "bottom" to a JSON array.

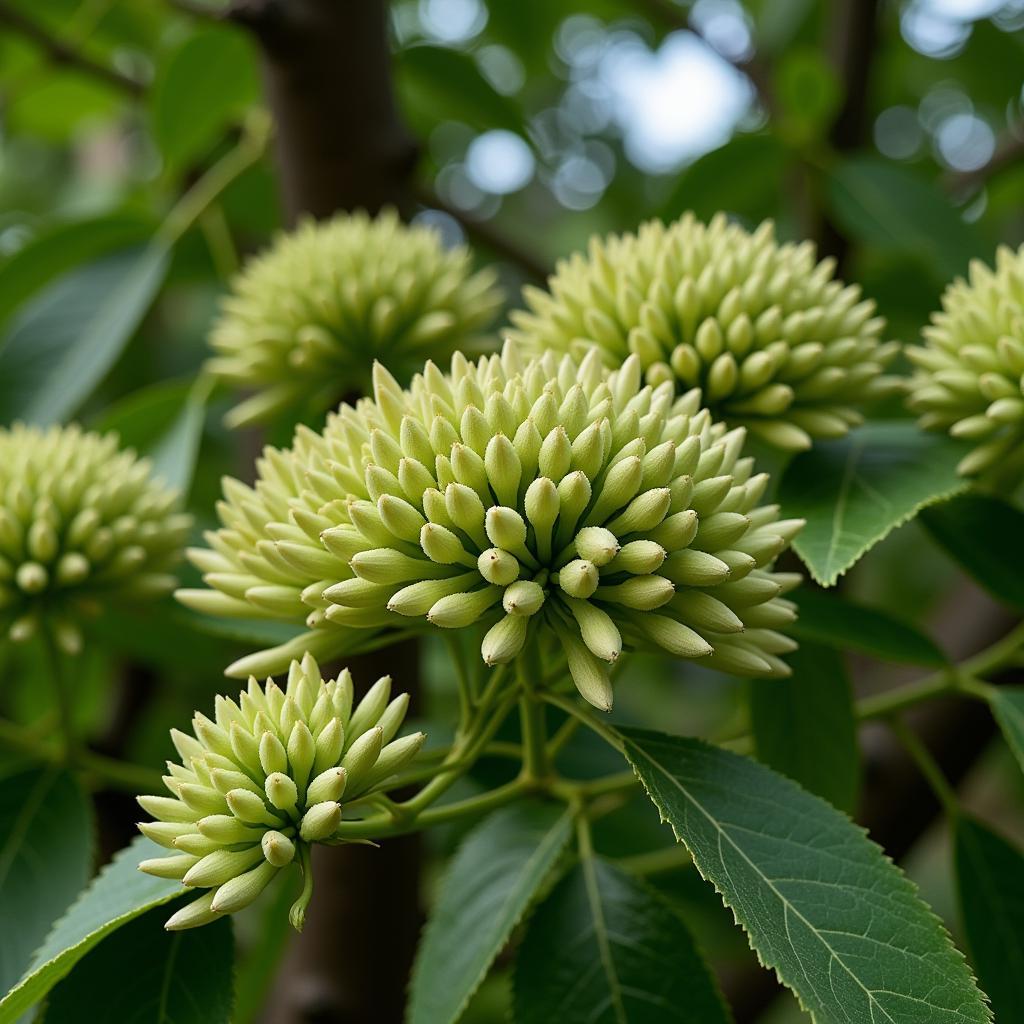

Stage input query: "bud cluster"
[
  {"left": 507, "top": 214, "right": 900, "bottom": 451},
  {"left": 179, "top": 343, "right": 802, "bottom": 709},
  {"left": 207, "top": 210, "right": 504, "bottom": 427},
  {"left": 137, "top": 654, "right": 424, "bottom": 930},
  {"left": 0, "top": 424, "right": 189, "bottom": 652},
  {"left": 907, "top": 244, "right": 1024, "bottom": 484}
]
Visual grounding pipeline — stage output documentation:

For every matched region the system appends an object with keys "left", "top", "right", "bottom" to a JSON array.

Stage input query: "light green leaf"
[
  {"left": 408, "top": 800, "right": 574, "bottom": 1024},
  {"left": 0, "top": 770, "right": 92, "bottom": 999},
  {"left": 514, "top": 856, "right": 733, "bottom": 1023},
  {"left": 790, "top": 588, "right": 946, "bottom": 667},
  {"left": 987, "top": 687, "right": 1024, "bottom": 776},
  {"left": 954, "top": 816, "right": 1024, "bottom": 1022},
  {"left": 750, "top": 642, "right": 860, "bottom": 812},
  {"left": 920, "top": 494, "right": 1024, "bottom": 611},
  {"left": 151, "top": 26, "right": 259, "bottom": 172},
  {"left": 0, "top": 837, "right": 186, "bottom": 1023},
  {"left": 622, "top": 729, "right": 991, "bottom": 1024},
  {"left": 42, "top": 907, "right": 234, "bottom": 1023},
  {"left": 826, "top": 157, "right": 982, "bottom": 281},
  {"left": 0, "top": 245, "right": 169, "bottom": 427},
  {"left": 778, "top": 421, "right": 971, "bottom": 586}
]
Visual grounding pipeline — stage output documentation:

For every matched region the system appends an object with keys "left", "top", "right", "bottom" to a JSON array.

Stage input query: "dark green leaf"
[
  {"left": 750, "top": 642, "right": 860, "bottom": 812},
  {"left": 778, "top": 421, "right": 971, "bottom": 586},
  {"left": 0, "top": 213, "right": 152, "bottom": 338},
  {"left": 0, "top": 770, "right": 92, "bottom": 999},
  {"left": 987, "top": 687, "right": 1024, "bottom": 776},
  {"left": 44, "top": 906, "right": 233, "bottom": 1024},
  {"left": 514, "top": 856, "right": 732, "bottom": 1023},
  {"left": 920, "top": 494, "right": 1024, "bottom": 611},
  {"left": 790, "top": 588, "right": 946, "bottom": 667},
  {"left": 0, "top": 245, "right": 169, "bottom": 426},
  {"left": 826, "top": 157, "right": 982, "bottom": 281},
  {"left": 622, "top": 729, "right": 991, "bottom": 1024},
  {"left": 408, "top": 800, "right": 574, "bottom": 1024},
  {"left": 0, "top": 837, "right": 185, "bottom": 1022},
  {"left": 954, "top": 816, "right": 1024, "bottom": 1022},
  {"left": 151, "top": 26, "right": 258, "bottom": 172}
]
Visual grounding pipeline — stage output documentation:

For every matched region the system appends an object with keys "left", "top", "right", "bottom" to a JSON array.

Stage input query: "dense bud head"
[
  {"left": 0, "top": 424, "right": 188, "bottom": 652},
  {"left": 137, "top": 654, "right": 423, "bottom": 929},
  {"left": 180, "top": 343, "right": 802, "bottom": 708},
  {"left": 207, "top": 210, "right": 504, "bottom": 427},
  {"left": 507, "top": 213, "right": 900, "bottom": 452},
  {"left": 906, "top": 243, "right": 1024, "bottom": 487}
]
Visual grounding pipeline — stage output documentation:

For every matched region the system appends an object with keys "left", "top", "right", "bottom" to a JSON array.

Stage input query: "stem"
[
  {"left": 856, "top": 671, "right": 959, "bottom": 722},
  {"left": 547, "top": 716, "right": 580, "bottom": 759},
  {"left": 518, "top": 697, "right": 549, "bottom": 781},
  {"left": 540, "top": 692, "right": 624, "bottom": 753},
  {"left": 40, "top": 627, "right": 74, "bottom": 761},
  {"left": 888, "top": 717, "right": 960, "bottom": 814},
  {"left": 198, "top": 204, "right": 239, "bottom": 279},
  {"left": 616, "top": 844, "right": 693, "bottom": 877},
  {"left": 444, "top": 633, "right": 473, "bottom": 735}
]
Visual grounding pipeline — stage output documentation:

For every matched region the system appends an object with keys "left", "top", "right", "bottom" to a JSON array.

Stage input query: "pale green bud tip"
[
  {"left": 207, "top": 209, "right": 503, "bottom": 426},
  {"left": 906, "top": 242, "right": 1024, "bottom": 490},
  {"left": 139, "top": 652, "right": 422, "bottom": 929},
  {"left": 0, "top": 423, "right": 187, "bottom": 639}
]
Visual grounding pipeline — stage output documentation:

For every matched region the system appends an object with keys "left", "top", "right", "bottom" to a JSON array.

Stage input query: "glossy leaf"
[
  {"left": 749, "top": 642, "right": 860, "bottom": 812},
  {"left": 0, "top": 244, "right": 169, "bottom": 426},
  {"left": 920, "top": 494, "right": 1024, "bottom": 611},
  {"left": 514, "top": 856, "right": 732, "bottom": 1023},
  {"left": 408, "top": 800, "right": 574, "bottom": 1024},
  {"left": 151, "top": 26, "right": 259, "bottom": 172},
  {"left": 954, "top": 816, "right": 1024, "bottom": 1022},
  {"left": 988, "top": 687, "right": 1024, "bottom": 776},
  {"left": 622, "top": 729, "right": 991, "bottom": 1024},
  {"left": 778, "top": 421, "right": 970, "bottom": 586},
  {"left": 0, "top": 770, "right": 92, "bottom": 999},
  {"left": 790, "top": 588, "right": 946, "bottom": 667},
  {"left": 0, "top": 837, "right": 185, "bottom": 1022},
  {"left": 44, "top": 906, "right": 234, "bottom": 1023}
]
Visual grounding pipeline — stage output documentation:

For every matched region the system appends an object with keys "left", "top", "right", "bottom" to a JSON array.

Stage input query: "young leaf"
[
  {"left": 514, "top": 856, "right": 732, "bottom": 1023},
  {"left": 749, "top": 642, "right": 860, "bottom": 812},
  {"left": 43, "top": 906, "right": 234, "bottom": 1024},
  {"left": 0, "top": 837, "right": 186, "bottom": 1023},
  {"left": 920, "top": 494, "right": 1024, "bottom": 611},
  {"left": 0, "top": 245, "right": 169, "bottom": 427},
  {"left": 954, "top": 816, "right": 1024, "bottom": 1022},
  {"left": 987, "top": 687, "right": 1024, "bottom": 775},
  {"left": 0, "top": 769, "right": 92, "bottom": 999},
  {"left": 777, "top": 421, "right": 970, "bottom": 586},
  {"left": 408, "top": 800, "right": 574, "bottom": 1024},
  {"left": 621, "top": 729, "right": 991, "bottom": 1024},
  {"left": 790, "top": 588, "right": 946, "bottom": 667}
]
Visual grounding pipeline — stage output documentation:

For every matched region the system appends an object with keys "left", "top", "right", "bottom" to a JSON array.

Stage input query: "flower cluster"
[
  {"left": 178, "top": 343, "right": 802, "bottom": 709},
  {"left": 907, "top": 243, "right": 1024, "bottom": 484},
  {"left": 0, "top": 424, "right": 189, "bottom": 653},
  {"left": 138, "top": 654, "right": 423, "bottom": 931},
  {"left": 507, "top": 214, "right": 900, "bottom": 451},
  {"left": 207, "top": 210, "right": 504, "bottom": 427}
]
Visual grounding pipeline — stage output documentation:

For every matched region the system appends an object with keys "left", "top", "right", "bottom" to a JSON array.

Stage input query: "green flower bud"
[
  {"left": 575, "top": 526, "right": 620, "bottom": 566},
  {"left": 138, "top": 656, "right": 421, "bottom": 930},
  {"left": 477, "top": 547, "right": 520, "bottom": 586},
  {"left": 557, "top": 559, "right": 600, "bottom": 600},
  {"left": 482, "top": 612, "right": 529, "bottom": 665}
]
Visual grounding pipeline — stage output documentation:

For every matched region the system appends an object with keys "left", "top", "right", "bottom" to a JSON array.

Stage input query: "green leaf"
[
  {"left": 749, "top": 642, "right": 860, "bottom": 812},
  {"left": 43, "top": 906, "right": 234, "bottom": 1023},
  {"left": 790, "top": 588, "right": 946, "bottom": 667},
  {"left": 514, "top": 856, "right": 733, "bottom": 1024},
  {"left": 778, "top": 421, "right": 971, "bottom": 586},
  {"left": 94, "top": 376, "right": 212, "bottom": 497},
  {"left": 408, "top": 800, "right": 574, "bottom": 1024},
  {"left": 919, "top": 494, "right": 1024, "bottom": 611},
  {"left": 954, "top": 816, "right": 1024, "bottom": 1022},
  {"left": 0, "top": 213, "right": 152, "bottom": 338},
  {"left": 987, "top": 687, "right": 1024, "bottom": 776},
  {"left": 826, "top": 157, "right": 982, "bottom": 281},
  {"left": 621, "top": 729, "right": 991, "bottom": 1024},
  {"left": 151, "top": 26, "right": 259, "bottom": 172},
  {"left": 0, "top": 836, "right": 186, "bottom": 1022},
  {"left": 0, "top": 244, "right": 169, "bottom": 426},
  {"left": 0, "top": 770, "right": 92, "bottom": 999}
]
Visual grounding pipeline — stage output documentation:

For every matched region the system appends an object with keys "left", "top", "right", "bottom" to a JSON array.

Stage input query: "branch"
[
  {"left": 414, "top": 182, "right": 550, "bottom": 282},
  {"left": 0, "top": 0, "right": 144, "bottom": 96}
]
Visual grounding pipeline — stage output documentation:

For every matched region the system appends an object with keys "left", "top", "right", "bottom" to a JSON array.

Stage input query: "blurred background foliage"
[{"left": 0, "top": 0, "right": 1022, "bottom": 1021}]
